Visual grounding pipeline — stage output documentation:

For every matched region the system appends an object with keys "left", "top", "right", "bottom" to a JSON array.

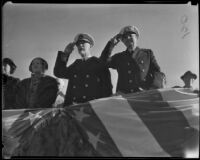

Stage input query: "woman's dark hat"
[
  {"left": 2, "top": 58, "right": 17, "bottom": 74},
  {"left": 29, "top": 57, "right": 48, "bottom": 72}
]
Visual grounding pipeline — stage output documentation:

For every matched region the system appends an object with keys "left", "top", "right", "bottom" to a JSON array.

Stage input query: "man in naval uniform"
[
  {"left": 101, "top": 25, "right": 162, "bottom": 94},
  {"left": 54, "top": 33, "right": 112, "bottom": 106}
]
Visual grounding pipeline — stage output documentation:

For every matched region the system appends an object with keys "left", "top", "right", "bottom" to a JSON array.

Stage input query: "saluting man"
[
  {"left": 54, "top": 33, "right": 112, "bottom": 106},
  {"left": 102, "top": 25, "right": 162, "bottom": 94}
]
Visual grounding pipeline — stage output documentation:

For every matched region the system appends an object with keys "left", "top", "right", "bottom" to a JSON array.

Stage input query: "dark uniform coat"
[
  {"left": 2, "top": 74, "right": 20, "bottom": 109},
  {"left": 102, "top": 41, "right": 161, "bottom": 93},
  {"left": 54, "top": 51, "right": 112, "bottom": 106},
  {"left": 15, "top": 75, "right": 58, "bottom": 109}
]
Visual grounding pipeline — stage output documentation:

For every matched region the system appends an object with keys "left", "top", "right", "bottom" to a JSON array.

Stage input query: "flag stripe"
[
  {"left": 160, "top": 89, "right": 199, "bottom": 130},
  {"left": 158, "top": 88, "right": 198, "bottom": 101},
  {"left": 125, "top": 89, "right": 197, "bottom": 157},
  {"left": 90, "top": 96, "right": 170, "bottom": 157},
  {"left": 2, "top": 88, "right": 199, "bottom": 157},
  {"left": 2, "top": 109, "right": 26, "bottom": 119}
]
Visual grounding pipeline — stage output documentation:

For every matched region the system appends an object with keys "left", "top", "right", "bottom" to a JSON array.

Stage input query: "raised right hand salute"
[
  {"left": 101, "top": 25, "right": 162, "bottom": 94},
  {"left": 54, "top": 33, "right": 112, "bottom": 106},
  {"left": 64, "top": 42, "right": 75, "bottom": 54},
  {"left": 109, "top": 33, "right": 122, "bottom": 49},
  {"left": 61, "top": 42, "right": 75, "bottom": 62}
]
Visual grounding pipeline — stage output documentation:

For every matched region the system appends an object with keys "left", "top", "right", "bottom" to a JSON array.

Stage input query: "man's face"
[
  {"left": 2, "top": 64, "right": 11, "bottom": 75},
  {"left": 121, "top": 33, "right": 138, "bottom": 49},
  {"left": 31, "top": 58, "right": 44, "bottom": 74},
  {"left": 76, "top": 40, "right": 91, "bottom": 57}
]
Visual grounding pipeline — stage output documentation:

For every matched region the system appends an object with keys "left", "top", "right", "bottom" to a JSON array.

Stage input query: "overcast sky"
[{"left": 2, "top": 3, "right": 199, "bottom": 93}]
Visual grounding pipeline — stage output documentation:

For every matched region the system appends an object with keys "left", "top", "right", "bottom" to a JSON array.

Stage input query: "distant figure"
[
  {"left": 173, "top": 71, "right": 197, "bottom": 88},
  {"left": 53, "top": 78, "right": 65, "bottom": 107},
  {"left": 15, "top": 57, "right": 58, "bottom": 109},
  {"left": 172, "top": 71, "right": 199, "bottom": 95},
  {"left": 2, "top": 58, "right": 20, "bottom": 109},
  {"left": 102, "top": 25, "right": 162, "bottom": 94},
  {"left": 181, "top": 71, "right": 197, "bottom": 89},
  {"left": 150, "top": 72, "right": 166, "bottom": 89},
  {"left": 181, "top": 71, "right": 199, "bottom": 95},
  {"left": 54, "top": 33, "right": 112, "bottom": 106}
]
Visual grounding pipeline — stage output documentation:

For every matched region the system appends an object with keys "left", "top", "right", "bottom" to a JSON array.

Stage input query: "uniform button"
[
  {"left": 130, "top": 89, "right": 134, "bottom": 93},
  {"left": 141, "top": 60, "right": 144, "bottom": 64},
  {"left": 128, "top": 70, "right": 132, "bottom": 74},
  {"left": 143, "top": 78, "right": 146, "bottom": 81},
  {"left": 129, "top": 80, "right": 133, "bottom": 83},
  {"left": 142, "top": 69, "right": 145, "bottom": 72},
  {"left": 86, "top": 74, "right": 90, "bottom": 78},
  {"left": 97, "top": 78, "right": 100, "bottom": 82},
  {"left": 127, "top": 62, "right": 130, "bottom": 66},
  {"left": 74, "top": 74, "right": 77, "bottom": 78},
  {"left": 85, "top": 84, "right": 88, "bottom": 88},
  {"left": 83, "top": 96, "right": 86, "bottom": 99},
  {"left": 73, "top": 97, "right": 76, "bottom": 100},
  {"left": 73, "top": 85, "right": 76, "bottom": 89}
]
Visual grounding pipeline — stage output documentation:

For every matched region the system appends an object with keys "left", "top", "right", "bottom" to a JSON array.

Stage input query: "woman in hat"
[
  {"left": 54, "top": 33, "right": 112, "bottom": 106},
  {"left": 2, "top": 58, "right": 20, "bottom": 109},
  {"left": 15, "top": 57, "right": 58, "bottom": 109},
  {"left": 101, "top": 25, "right": 162, "bottom": 94}
]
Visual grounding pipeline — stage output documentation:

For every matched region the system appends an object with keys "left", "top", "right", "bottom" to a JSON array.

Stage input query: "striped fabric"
[{"left": 2, "top": 88, "right": 199, "bottom": 157}]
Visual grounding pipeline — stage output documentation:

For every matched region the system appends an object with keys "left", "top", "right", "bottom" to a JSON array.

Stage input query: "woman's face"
[
  {"left": 31, "top": 58, "right": 44, "bottom": 74},
  {"left": 2, "top": 64, "right": 11, "bottom": 75}
]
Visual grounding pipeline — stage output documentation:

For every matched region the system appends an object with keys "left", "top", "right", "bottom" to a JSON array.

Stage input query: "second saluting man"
[
  {"left": 102, "top": 25, "right": 162, "bottom": 94},
  {"left": 54, "top": 33, "right": 112, "bottom": 106}
]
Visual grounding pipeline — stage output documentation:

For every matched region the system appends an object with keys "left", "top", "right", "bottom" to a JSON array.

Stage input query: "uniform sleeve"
[
  {"left": 100, "top": 41, "right": 113, "bottom": 62},
  {"left": 99, "top": 68, "right": 113, "bottom": 97},
  {"left": 100, "top": 41, "right": 118, "bottom": 69},
  {"left": 149, "top": 50, "right": 161, "bottom": 73},
  {"left": 53, "top": 51, "right": 74, "bottom": 79},
  {"left": 146, "top": 50, "right": 161, "bottom": 89},
  {"left": 107, "top": 54, "right": 119, "bottom": 69}
]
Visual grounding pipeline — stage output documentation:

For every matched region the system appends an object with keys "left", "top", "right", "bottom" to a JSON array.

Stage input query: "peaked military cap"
[
  {"left": 119, "top": 25, "right": 140, "bottom": 39},
  {"left": 74, "top": 33, "right": 94, "bottom": 47}
]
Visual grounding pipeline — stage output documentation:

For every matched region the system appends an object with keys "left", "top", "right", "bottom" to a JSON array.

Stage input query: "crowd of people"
[{"left": 2, "top": 25, "right": 199, "bottom": 110}]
